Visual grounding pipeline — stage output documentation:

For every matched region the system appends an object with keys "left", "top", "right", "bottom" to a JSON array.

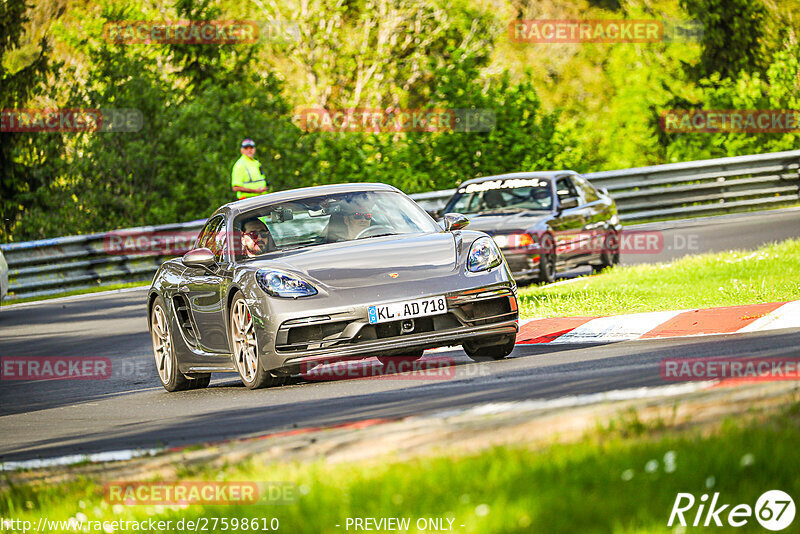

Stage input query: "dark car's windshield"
[
  {"left": 446, "top": 178, "right": 553, "bottom": 215},
  {"left": 233, "top": 190, "right": 439, "bottom": 261}
]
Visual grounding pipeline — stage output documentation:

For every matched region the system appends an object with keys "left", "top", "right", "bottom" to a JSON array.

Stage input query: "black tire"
[
  {"left": 463, "top": 334, "right": 516, "bottom": 362},
  {"left": 537, "top": 233, "right": 556, "bottom": 284},
  {"left": 593, "top": 231, "right": 620, "bottom": 273},
  {"left": 187, "top": 374, "right": 212, "bottom": 389},
  {"left": 229, "top": 293, "right": 283, "bottom": 389},
  {"left": 150, "top": 296, "right": 196, "bottom": 392}
]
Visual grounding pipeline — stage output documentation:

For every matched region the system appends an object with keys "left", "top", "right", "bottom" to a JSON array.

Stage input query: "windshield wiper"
[
  {"left": 357, "top": 232, "right": 398, "bottom": 239},
  {"left": 276, "top": 240, "right": 323, "bottom": 251}
]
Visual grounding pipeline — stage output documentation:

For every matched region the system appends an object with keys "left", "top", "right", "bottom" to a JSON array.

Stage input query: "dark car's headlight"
[
  {"left": 256, "top": 269, "right": 318, "bottom": 298},
  {"left": 492, "top": 233, "right": 537, "bottom": 249},
  {"left": 467, "top": 237, "right": 503, "bottom": 273}
]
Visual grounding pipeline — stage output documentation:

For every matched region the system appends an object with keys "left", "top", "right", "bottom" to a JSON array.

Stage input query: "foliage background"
[{"left": 1, "top": 0, "right": 798, "bottom": 241}]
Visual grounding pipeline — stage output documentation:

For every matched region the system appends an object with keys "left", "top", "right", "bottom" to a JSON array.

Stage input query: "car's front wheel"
[
  {"left": 593, "top": 230, "right": 620, "bottom": 273},
  {"left": 230, "top": 293, "right": 283, "bottom": 389},
  {"left": 537, "top": 233, "right": 556, "bottom": 284},
  {"left": 150, "top": 296, "right": 210, "bottom": 391},
  {"left": 463, "top": 334, "right": 516, "bottom": 362}
]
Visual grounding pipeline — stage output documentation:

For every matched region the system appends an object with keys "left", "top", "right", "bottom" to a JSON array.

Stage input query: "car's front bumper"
[
  {"left": 282, "top": 318, "right": 518, "bottom": 370},
  {"left": 256, "top": 284, "right": 519, "bottom": 371}
]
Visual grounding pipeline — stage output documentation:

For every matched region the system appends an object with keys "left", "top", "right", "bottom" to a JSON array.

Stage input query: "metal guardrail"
[
  {"left": 0, "top": 220, "right": 207, "bottom": 301},
  {"left": 586, "top": 150, "right": 800, "bottom": 220},
  {"left": 2, "top": 150, "right": 799, "bottom": 301}
]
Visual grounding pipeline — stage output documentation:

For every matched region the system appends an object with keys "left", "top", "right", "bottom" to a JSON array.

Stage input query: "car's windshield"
[
  {"left": 233, "top": 190, "right": 439, "bottom": 261},
  {"left": 446, "top": 178, "right": 553, "bottom": 215}
]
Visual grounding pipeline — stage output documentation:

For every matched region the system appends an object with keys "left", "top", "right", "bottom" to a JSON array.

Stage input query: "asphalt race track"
[
  {"left": 621, "top": 207, "right": 800, "bottom": 265},
  {"left": 1, "top": 208, "right": 799, "bottom": 463}
]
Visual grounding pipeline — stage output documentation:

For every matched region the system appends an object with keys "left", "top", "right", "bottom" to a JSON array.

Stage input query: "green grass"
[
  {"left": 1, "top": 281, "right": 149, "bottom": 306},
  {"left": 3, "top": 403, "right": 800, "bottom": 533},
  {"left": 519, "top": 238, "right": 800, "bottom": 319}
]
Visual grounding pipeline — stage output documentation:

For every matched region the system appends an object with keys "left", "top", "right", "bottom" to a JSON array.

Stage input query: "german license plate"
[{"left": 368, "top": 296, "right": 447, "bottom": 325}]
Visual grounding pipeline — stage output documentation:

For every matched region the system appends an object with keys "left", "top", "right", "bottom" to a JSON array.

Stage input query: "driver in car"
[
  {"left": 241, "top": 217, "right": 275, "bottom": 257},
  {"left": 326, "top": 199, "right": 376, "bottom": 242},
  {"left": 342, "top": 208, "right": 373, "bottom": 239}
]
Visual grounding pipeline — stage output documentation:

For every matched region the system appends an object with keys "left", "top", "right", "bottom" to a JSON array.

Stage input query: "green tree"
[
  {"left": 15, "top": 2, "right": 302, "bottom": 239},
  {"left": 261, "top": 0, "right": 498, "bottom": 109},
  {"left": 410, "top": 56, "right": 584, "bottom": 190},
  {"left": 665, "top": 43, "right": 800, "bottom": 161},
  {"left": 166, "top": 0, "right": 258, "bottom": 97},
  {"left": 0, "top": 0, "right": 57, "bottom": 240},
  {"left": 680, "top": 0, "right": 769, "bottom": 80}
]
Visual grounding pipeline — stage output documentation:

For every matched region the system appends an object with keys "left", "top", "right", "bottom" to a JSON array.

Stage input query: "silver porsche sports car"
[{"left": 148, "top": 183, "right": 519, "bottom": 391}]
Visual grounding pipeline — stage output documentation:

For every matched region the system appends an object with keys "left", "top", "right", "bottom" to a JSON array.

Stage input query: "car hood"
[
  {"left": 244, "top": 232, "right": 458, "bottom": 289},
  {"left": 461, "top": 211, "right": 550, "bottom": 233}
]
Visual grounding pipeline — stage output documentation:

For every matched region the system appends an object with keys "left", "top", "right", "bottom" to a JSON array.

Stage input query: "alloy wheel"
[
  {"left": 231, "top": 298, "right": 258, "bottom": 383},
  {"left": 151, "top": 303, "right": 173, "bottom": 384}
]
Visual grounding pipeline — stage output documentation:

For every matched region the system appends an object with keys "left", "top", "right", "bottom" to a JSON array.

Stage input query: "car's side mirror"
[
  {"left": 182, "top": 247, "right": 216, "bottom": 268},
  {"left": 443, "top": 213, "right": 469, "bottom": 231},
  {"left": 559, "top": 197, "right": 579, "bottom": 210}
]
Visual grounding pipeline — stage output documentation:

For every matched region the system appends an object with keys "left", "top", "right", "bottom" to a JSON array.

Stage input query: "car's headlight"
[
  {"left": 256, "top": 269, "right": 317, "bottom": 298},
  {"left": 467, "top": 237, "right": 503, "bottom": 273}
]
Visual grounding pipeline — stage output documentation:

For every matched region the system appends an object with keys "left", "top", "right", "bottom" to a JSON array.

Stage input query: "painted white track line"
[
  {"left": 0, "top": 448, "right": 160, "bottom": 472},
  {"left": 0, "top": 285, "right": 149, "bottom": 309}
]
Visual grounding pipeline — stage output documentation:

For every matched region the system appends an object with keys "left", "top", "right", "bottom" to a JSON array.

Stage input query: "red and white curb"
[{"left": 517, "top": 300, "right": 800, "bottom": 344}]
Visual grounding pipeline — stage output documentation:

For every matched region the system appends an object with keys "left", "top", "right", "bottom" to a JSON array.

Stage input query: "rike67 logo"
[{"left": 669, "top": 490, "right": 795, "bottom": 530}]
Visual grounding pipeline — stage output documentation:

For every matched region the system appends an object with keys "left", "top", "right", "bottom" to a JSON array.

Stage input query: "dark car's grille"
[
  {"left": 367, "top": 314, "right": 462, "bottom": 339},
  {"left": 457, "top": 297, "right": 514, "bottom": 325},
  {"left": 287, "top": 321, "right": 351, "bottom": 346},
  {"left": 275, "top": 289, "right": 517, "bottom": 353}
]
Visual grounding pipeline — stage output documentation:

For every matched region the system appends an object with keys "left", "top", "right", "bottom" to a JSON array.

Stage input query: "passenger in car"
[{"left": 482, "top": 189, "right": 505, "bottom": 209}]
